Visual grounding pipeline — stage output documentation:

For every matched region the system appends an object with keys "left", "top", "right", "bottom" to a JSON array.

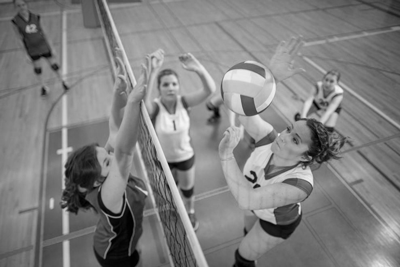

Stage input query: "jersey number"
[
  {"left": 245, "top": 171, "right": 260, "bottom": 189},
  {"left": 25, "top": 24, "right": 38, "bottom": 34}
]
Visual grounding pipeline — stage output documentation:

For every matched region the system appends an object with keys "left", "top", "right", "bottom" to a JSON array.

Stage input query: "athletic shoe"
[
  {"left": 294, "top": 112, "right": 301, "bottom": 121},
  {"left": 41, "top": 86, "right": 49, "bottom": 96},
  {"left": 188, "top": 212, "right": 199, "bottom": 231},
  {"left": 206, "top": 101, "right": 215, "bottom": 111},
  {"left": 207, "top": 114, "right": 220, "bottom": 124},
  {"left": 206, "top": 101, "right": 221, "bottom": 124},
  {"left": 62, "top": 81, "right": 69, "bottom": 91}
]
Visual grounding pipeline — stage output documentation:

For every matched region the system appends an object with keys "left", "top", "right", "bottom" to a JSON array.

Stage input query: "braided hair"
[
  {"left": 60, "top": 143, "right": 102, "bottom": 214},
  {"left": 300, "top": 118, "right": 347, "bottom": 168}
]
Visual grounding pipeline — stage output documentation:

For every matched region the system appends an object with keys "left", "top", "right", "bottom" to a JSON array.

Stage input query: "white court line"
[
  {"left": 304, "top": 26, "right": 400, "bottom": 47},
  {"left": 59, "top": 11, "right": 71, "bottom": 267},
  {"left": 301, "top": 55, "right": 400, "bottom": 131}
]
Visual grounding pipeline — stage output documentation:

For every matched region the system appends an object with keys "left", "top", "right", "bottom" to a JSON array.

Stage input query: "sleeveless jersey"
[
  {"left": 85, "top": 175, "right": 148, "bottom": 259},
  {"left": 11, "top": 12, "right": 50, "bottom": 56},
  {"left": 313, "top": 82, "right": 344, "bottom": 110},
  {"left": 152, "top": 96, "right": 193, "bottom": 163},
  {"left": 243, "top": 132, "right": 314, "bottom": 225}
]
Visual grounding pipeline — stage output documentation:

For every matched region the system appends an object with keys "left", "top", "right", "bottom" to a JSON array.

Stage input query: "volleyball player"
[
  {"left": 294, "top": 70, "right": 343, "bottom": 133},
  {"left": 11, "top": 0, "right": 69, "bottom": 96},
  {"left": 61, "top": 56, "right": 149, "bottom": 267},
  {"left": 218, "top": 37, "right": 347, "bottom": 267},
  {"left": 144, "top": 49, "right": 216, "bottom": 231}
]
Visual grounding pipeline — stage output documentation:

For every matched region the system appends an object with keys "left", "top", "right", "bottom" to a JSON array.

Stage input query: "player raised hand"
[
  {"left": 114, "top": 57, "right": 128, "bottom": 95},
  {"left": 269, "top": 36, "right": 305, "bottom": 83},
  {"left": 150, "top": 49, "right": 165, "bottom": 72},
  {"left": 179, "top": 53, "right": 204, "bottom": 73},
  {"left": 219, "top": 126, "right": 242, "bottom": 161},
  {"left": 127, "top": 56, "right": 149, "bottom": 103}
]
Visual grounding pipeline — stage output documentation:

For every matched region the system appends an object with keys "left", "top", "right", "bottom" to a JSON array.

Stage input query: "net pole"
[
  {"left": 95, "top": 0, "right": 175, "bottom": 265},
  {"left": 98, "top": 0, "right": 137, "bottom": 88},
  {"left": 94, "top": 0, "right": 116, "bottom": 79},
  {"left": 139, "top": 104, "right": 209, "bottom": 267},
  {"left": 95, "top": 0, "right": 208, "bottom": 265}
]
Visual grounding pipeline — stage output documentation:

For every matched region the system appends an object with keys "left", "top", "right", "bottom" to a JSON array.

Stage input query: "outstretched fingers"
[
  {"left": 115, "top": 57, "right": 127, "bottom": 78},
  {"left": 275, "top": 40, "right": 286, "bottom": 54},
  {"left": 290, "top": 36, "right": 304, "bottom": 56}
]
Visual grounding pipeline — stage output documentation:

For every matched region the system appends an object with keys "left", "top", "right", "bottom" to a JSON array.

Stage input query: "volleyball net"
[{"left": 95, "top": 0, "right": 208, "bottom": 266}]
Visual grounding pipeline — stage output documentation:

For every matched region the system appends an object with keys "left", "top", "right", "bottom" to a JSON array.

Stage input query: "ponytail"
[{"left": 301, "top": 118, "right": 347, "bottom": 168}]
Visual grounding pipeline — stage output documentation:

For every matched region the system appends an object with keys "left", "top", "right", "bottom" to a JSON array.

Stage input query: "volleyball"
[{"left": 221, "top": 61, "right": 276, "bottom": 116}]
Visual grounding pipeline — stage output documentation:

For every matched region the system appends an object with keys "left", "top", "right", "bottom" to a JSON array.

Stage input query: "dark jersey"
[
  {"left": 11, "top": 12, "right": 50, "bottom": 56},
  {"left": 86, "top": 175, "right": 148, "bottom": 259}
]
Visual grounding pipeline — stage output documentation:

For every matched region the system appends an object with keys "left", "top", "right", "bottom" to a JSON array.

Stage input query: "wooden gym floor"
[{"left": 0, "top": 0, "right": 400, "bottom": 266}]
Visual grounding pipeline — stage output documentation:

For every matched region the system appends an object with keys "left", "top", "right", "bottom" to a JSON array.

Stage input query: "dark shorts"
[
  {"left": 30, "top": 51, "right": 52, "bottom": 61},
  {"left": 313, "top": 100, "right": 342, "bottom": 114},
  {"left": 94, "top": 248, "right": 140, "bottom": 267},
  {"left": 168, "top": 155, "right": 195, "bottom": 171},
  {"left": 259, "top": 213, "right": 302, "bottom": 240}
]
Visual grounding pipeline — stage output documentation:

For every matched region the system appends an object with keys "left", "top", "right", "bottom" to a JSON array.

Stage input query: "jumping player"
[
  {"left": 11, "top": 0, "right": 69, "bottom": 96},
  {"left": 294, "top": 70, "right": 343, "bottom": 133},
  {"left": 218, "top": 37, "right": 347, "bottom": 267},
  {"left": 61, "top": 56, "right": 149, "bottom": 267}
]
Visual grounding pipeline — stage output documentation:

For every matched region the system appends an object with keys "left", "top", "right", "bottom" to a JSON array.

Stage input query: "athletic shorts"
[
  {"left": 94, "top": 248, "right": 140, "bottom": 267},
  {"left": 313, "top": 100, "right": 342, "bottom": 114},
  {"left": 168, "top": 155, "right": 195, "bottom": 171},
  {"left": 30, "top": 51, "right": 52, "bottom": 61},
  {"left": 258, "top": 213, "right": 302, "bottom": 240}
]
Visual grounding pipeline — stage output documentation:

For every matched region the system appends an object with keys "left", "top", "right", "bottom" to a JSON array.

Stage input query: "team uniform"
[
  {"left": 151, "top": 95, "right": 194, "bottom": 169},
  {"left": 11, "top": 12, "right": 52, "bottom": 61},
  {"left": 243, "top": 130, "right": 313, "bottom": 238},
  {"left": 86, "top": 175, "right": 148, "bottom": 267},
  {"left": 312, "top": 81, "right": 344, "bottom": 114}
]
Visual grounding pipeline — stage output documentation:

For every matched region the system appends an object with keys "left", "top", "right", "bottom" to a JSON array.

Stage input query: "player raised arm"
[
  {"left": 101, "top": 59, "right": 148, "bottom": 213},
  {"left": 178, "top": 53, "right": 216, "bottom": 107}
]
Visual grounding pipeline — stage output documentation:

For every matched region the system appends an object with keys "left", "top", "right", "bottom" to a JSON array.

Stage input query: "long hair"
[
  {"left": 300, "top": 118, "right": 347, "bottom": 168},
  {"left": 60, "top": 143, "right": 102, "bottom": 214},
  {"left": 157, "top": 68, "right": 179, "bottom": 89}
]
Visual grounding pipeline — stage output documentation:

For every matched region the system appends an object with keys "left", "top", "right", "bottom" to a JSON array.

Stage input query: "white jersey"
[
  {"left": 313, "top": 81, "right": 344, "bottom": 110},
  {"left": 153, "top": 96, "right": 193, "bottom": 163},
  {"left": 243, "top": 133, "right": 314, "bottom": 225}
]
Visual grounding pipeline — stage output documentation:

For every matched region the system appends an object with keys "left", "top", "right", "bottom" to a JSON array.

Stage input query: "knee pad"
[
  {"left": 234, "top": 249, "right": 256, "bottom": 267},
  {"left": 51, "top": 63, "right": 59, "bottom": 71},
  {"left": 34, "top": 67, "right": 42, "bottom": 75},
  {"left": 180, "top": 187, "right": 194, "bottom": 198}
]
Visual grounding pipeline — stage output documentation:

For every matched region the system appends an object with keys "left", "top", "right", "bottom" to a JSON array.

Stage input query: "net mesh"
[
  {"left": 96, "top": 0, "right": 135, "bottom": 87},
  {"left": 138, "top": 112, "right": 197, "bottom": 267},
  {"left": 95, "top": 0, "right": 203, "bottom": 266}
]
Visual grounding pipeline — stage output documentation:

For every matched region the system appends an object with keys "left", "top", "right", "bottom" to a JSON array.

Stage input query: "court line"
[
  {"left": 59, "top": 10, "right": 71, "bottom": 267},
  {"left": 328, "top": 164, "right": 400, "bottom": 243},
  {"left": 0, "top": 245, "right": 34, "bottom": 260},
  {"left": 304, "top": 25, "right": 400, "bottom": 47}
]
